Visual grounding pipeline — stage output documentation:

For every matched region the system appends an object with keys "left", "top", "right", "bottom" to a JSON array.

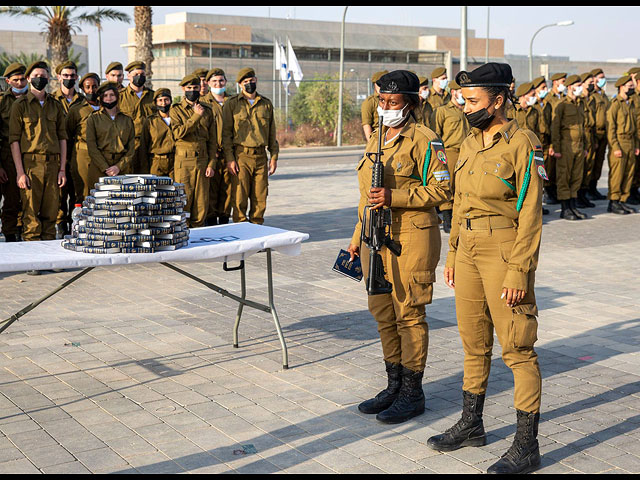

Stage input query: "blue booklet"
[{"left": 332, "top": 249, "right": 363, "bottom": 282}]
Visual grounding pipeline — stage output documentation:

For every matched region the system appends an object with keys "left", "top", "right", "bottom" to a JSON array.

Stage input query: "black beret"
[
  {"left": 377, "top": 70, "right": 420, "bottom": 95},
  {"left": 456, "top": 63, "right": 512, "bottom": 88}
]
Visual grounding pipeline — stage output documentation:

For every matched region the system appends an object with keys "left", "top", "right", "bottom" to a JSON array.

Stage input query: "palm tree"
[
  {"left": 134, "top": 6, "right": 154, "bottom": 88},
  {"left": 0, "top": 7, "right": 130, "bottom": 85}
]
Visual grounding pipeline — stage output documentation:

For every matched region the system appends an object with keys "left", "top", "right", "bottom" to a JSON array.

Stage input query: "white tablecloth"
[{"left": 0, "top": 223, "right": 309, "bottom": 273}]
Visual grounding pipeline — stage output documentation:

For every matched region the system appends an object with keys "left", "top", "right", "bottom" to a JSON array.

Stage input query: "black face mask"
[
  {"left": 132, "top": 74, "right": 146, "bottom": 88},
  {"left": 465, "top": 107, "right": 495, "bottom": 130},
  {"left": 30, "top": 77, "right": 48, "bottom": 91},
  {"left": 628, "top": 88, "right": 636, "bottom": 97},
  {"left": 586, "top": 84, "right": 594, "bottom": 93},
  {"left": 101, "top": 100, "right": 118, "bottom": 110},
  {"left": 85, "top": 92, "right": 98, "bottom": 103},
  {"left": 158, "top": 104, "right": 171, "bottom": 114},
  {"left": 244, "top": 82, "right": 257, "bottom": 94},
  {"left": 185, "top": 90, "right": 200, "bottom": 103},
  {"left": 63, "top": 78, "right": 76, "bottom": 89}
]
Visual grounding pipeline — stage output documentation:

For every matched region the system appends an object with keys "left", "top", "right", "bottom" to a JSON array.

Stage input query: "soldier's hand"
[
  {"left": 636, "top": 148, "right": 640, "bottom": 156},
  {"left": 548, "top": 147, "right": 555, "bottom": 157},
  {"left": 614, "top": 150, "right": 623, "bottom": 158},
  {"left": 347, "top": 243, "right": 360, "bottom": 262},
  {"left": 58, "top": 170, "right": 66, "bottom": 188},
  {"left": 269, "top": 158, "right": 277, "bottom": 176},
  {"left": 368, "top": 187, "right": 391, "bottom": 209},
  {"left": 193, "top": 103, "right": 205, "bottom": 116},
  {"left": 444, "top": 267, "right": 455, "bottom": 289},
  {"left": 105, "top": 165, "right": 120, "bottom": 176},
  {"left": 17, "top": 173, "right": 30, "bottom": 190},
  {"left": 502, "top": 288, "right": 525, "bottom": 308},
  {"left": 205, "top": 166, "right": 215, "bottom": 178},
  {"left": 0, "top": 167, "right": 8, "bottom": 184},
  {"left": 227, "top": 160, "right": 239, "bottom": 176}
]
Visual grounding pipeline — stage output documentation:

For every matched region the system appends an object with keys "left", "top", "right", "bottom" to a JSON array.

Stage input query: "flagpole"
[{"left": 273, "top": 36, "right": 276, "bottom": 103}]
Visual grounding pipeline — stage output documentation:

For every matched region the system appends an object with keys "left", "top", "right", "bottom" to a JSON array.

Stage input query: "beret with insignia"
[
  {"left": 455, "top": 62, "right": 512, "bottom": 88},
  {"left": 105, "top": 62, "right": 123, "bottom": 74},
  {"left": 180, "top": 74, "right": 201, "bottom": 87},
  {"left": 515, "top": 82, "right": 534, "bottom": 98},
  {"left": 377, "top": 70, "right": 420, "bottom": 95},
  {"left": 236, "top": 67, "right": 256, "bottom": 83},
  {"left": 25, "top": 61, "right": 49, "bottom": 77},
  {"left": 371, "top": 70, "right": 389, "bottom": 84},
  {"left": 79, "top": 72, "right": 100, "bottom": 87},
  {"left": 3, "top": 62, "right": 26, "bottom": 79},
  {"left": 615, "top": 75, "right": 633, "bottom": 88},
  {"left": 431, "top": 66, "right": 447, "bottom": 78},
  {"left": 153, "top": 88, "right": 172, "bottom": 101},
  {"left": 532, "top": 76, "right": 546, "bottom": 89},
  {"left": 125, "top": 61, "right": 145, "bottom": 72},
  {"left": 565, "top": 74, "right": 581, "bottom": 87},
  {"left": 206, "top": 68, "right": 226, "bottom": 81},
  {"left": 551, "top": 72, "right": 567, "bottom": 81}
]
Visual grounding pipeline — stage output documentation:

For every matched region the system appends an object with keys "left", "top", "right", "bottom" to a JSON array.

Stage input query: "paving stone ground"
[{"left": 1, "top": 149, "right": 639, "bottom": 473}]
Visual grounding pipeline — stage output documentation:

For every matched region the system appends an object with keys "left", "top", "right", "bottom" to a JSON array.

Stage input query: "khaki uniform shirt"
[
  {"left": 414, "top": 100, "right": 433, "bottom": 127},
  {"left": 430, "top": 100, "right": 469, "bottom": 151},
  {"left": 427, "top": 87, "right": 450, "bottom": 111},
  {"left": 85, "top": 109, "right": 135, "bottom": 173},
  {"left": 0, "top": 91, "right": 20, "bottom": 149},
  {"left": 581, "top": 95, "right": 596, "bottom": 152},
  {"left": 221, "top": 93, "right": 279, "bottom": 165},
  {"left": 551, "top": 96, "right": 586, "bottom": 153},
  {"left": 361, "top": 93, "right": 379, "bottom": 128},
  {"left": 446, "top": 120, "right": 543, "bottom": 291},
  {"left": 51, "top": 88, "right": 84, "bottom": 114},
  {"left": 170, "top": 99, "right": 217, "bottom": 169},
  {"left": 514, "top": 104, "right": 543, "bottom": 140},
  {"left": 66, "top": 100, "right": 101, "bottom": 153},
  {"left": 534, "top": 101, "right": 551, "bottom": 146},
  {"left": 351, "top": 118, "right": 452, "bottom": 245},
  {"left": 607, "top": 96, "right": 638, "bottom": 153},
  {"left": 9, "top": 91, "right": 67, "bottom": 154},
  {"left": 141, "top": 113, "right": 175, "bottom": 160},
  {"left": 201, "top": 92, "right": 230, "bottom": 160},
  {"left": 118, "top": 85, "right": 155, "bottom": 139},
  {"left": 590, "top": 90, "right": 610, "bottom": 137}
]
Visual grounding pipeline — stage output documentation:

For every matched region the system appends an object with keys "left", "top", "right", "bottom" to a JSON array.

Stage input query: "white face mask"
[
  {"left": 420, "top": 90, "right": 429, "bottom": 100},
  {"left": 573, "top": 86, "right": 583, "bottom": 97},
  {"left": 455, "top": 92, "right": 465, "bottom": 105},
  {"left": 377, "top": 105, "right": 409, "bottom": 128},
  {"left": 439, "top": 79, "right": 449, "bottom": 90},
  {"left": 557, "top": 84, "right": 567, "bottom": 93},
  {"left": 538, "top": 88, "right": 548, "bottom": 99},
  {"left": 526, "top": 95, "right": 537, "bottom": 106}
]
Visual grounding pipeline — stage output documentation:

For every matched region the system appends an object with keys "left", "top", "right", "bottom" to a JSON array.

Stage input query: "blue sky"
[{"left": 0, "top": 6, "right": 637, "bottom": 74}]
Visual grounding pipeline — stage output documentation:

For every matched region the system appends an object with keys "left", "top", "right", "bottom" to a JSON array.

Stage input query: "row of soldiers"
[
  {"left": 362, "top": 66, "right": 640, "bottom": 224},
  {"left": 0, "top": 60, "right": 279, "bottom": 246}
]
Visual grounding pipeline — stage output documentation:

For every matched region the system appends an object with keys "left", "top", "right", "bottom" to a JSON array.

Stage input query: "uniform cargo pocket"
[
  {"left": 498, "top": 240, "right": 515, "bottom": 263},
  {"left": 510, "top": 304, "right": 538, "bottom": 349},
  {"left": 407, "top": 270, "right": 436, "bottom": 307}
]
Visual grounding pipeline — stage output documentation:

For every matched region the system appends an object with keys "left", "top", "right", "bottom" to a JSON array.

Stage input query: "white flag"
[
  {"left": 279, "top": 43, "right": 290, "bottom": 90},
  {"left": 287, "top": 37, "right": 303, "bottom": 88}
]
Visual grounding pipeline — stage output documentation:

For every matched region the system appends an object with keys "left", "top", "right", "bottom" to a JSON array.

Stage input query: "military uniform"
[
  {"left": 66, "top": 99, "right": 101, "bottom": 201},
  {"left": 119, "top": 83, "right": 155, "bottom": 173},
  {"left": 606, "top": 85, "right": 638, "bottom": 206},
  {"left": 202, "top": 89, "right": 232, "bottom": 224},
  {"left": 170, "top": 92, "right": 217, "bottom": 228},
  {"left": 0, "top": 86, "right": 23, "bottom": 240},
  {"left": 587, "top": 71, "right": 610, "bottom": 197},
  {"left": 361, "top": 92, "right": 380, "bottom": 133},
  {"left": 222, "top": 74, "right": 278, "bottom": 225},
  {"left": 9, "top": 90, "right": 68, "bottom": 241},
  {"left": 141, "top": 113, "right": 175, "bottom": 178},
  {"left": 579, "top": 85, "right": 597, "bottom": 207},
  {"left": 427, "top": 86, "right": 450, "bottom": 111}
]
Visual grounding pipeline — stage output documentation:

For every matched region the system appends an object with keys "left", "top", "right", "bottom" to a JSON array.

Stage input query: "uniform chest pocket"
[
  {"left": 481, "top": 160, "right": 516, "bottom": 195},
  {"left": 233, "top": 110, "right": 249, "bottom": 126},
  {"left": 384, "top": 157, "right": 416, "bottom": 188}
]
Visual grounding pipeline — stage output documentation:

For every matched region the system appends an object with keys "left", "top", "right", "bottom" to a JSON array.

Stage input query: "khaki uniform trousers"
[
  {"left": 439, "top": 149, "right": 459, "bottom": 212},
  {"left": 76, "top": 148, "right": 126, "bottom": 201},
  {"left": 581, "top": 137, "right": 596, "bottom": 189},
  {"left": 1, "top": 146, "right": 22, "bottom": 236},
  {"left": 70, "top": 145, "right": 87, "bottom": 204},
  {"left": 174, "top": 153, "right": 209, "bottom": 228},
  {"left": 607, "top": 143, "right": 636, "bottom": 202},
  {"left": 555, "top": 142, "right": 584, "bottom": 201},
  {"left": 149, "top": 154, "right": 174, "bottom": 179},
  {"left": 361, "top": 221, "right": 441, "bottom": 372},
  {"left": 588, "top": 134, "right": 608, "bottom": 188},
  {"left": 56, "top": 160, "right": 76, "bottom": 226},
  {"left": 20, "top": 154, "right": 61, "bottom": 241},
  {"left": 208, "top": 159, "right": 233, "bottom": 223},
  {"left": 231, "top": 147, "right": 269, "bottom": 225},
  {"left": 454, "top": 217, "right": 541, "bottom": 414}
]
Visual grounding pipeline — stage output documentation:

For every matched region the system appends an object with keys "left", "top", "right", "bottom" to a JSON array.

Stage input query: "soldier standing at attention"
[
  {"left": 140, "top": 89, "right": 175, "bottom": 178},
  {"left": 430, "top": 79, "right": 470, "bottom": 231},
  {"left": 542, "top": 72, "right": 567, "bottom": 205},
  {"left": 66, "top": 72, "right": 102, "bottom": 202},
  {"left": 532, "top": 76, "right": 553, "bottom": 206},
  {"left": 427, "top": 67, "right": 451, "bottom": 111},
  {"left": 626, "top": 67, "right": 640, "bottom": 205},
  {"left": 119, "top": 61, "right": 155, "bottom": 173},
  {"left": 361, "top": 70, "right": 389, "bottom": 141},
  {"left": 414, "top": 76, "right": 433, "bottom": 126},
  {"left": 427, "top": 63, "right": 544, "bottom": 475},
  {"left": 170, "top": 74, "right": 217, "bottom": 228},
  {"left": 606, "top": 75, "right": 639, "bottom": 215},
  {"left": 223, "top": 68, "right": 278, "bottom": 225},
  {"left": 85, "top": 82, "right": 135, "bottom": 186},
  {"left": 576, "top": 72, "right": 597, "bottom": 209},
  {"left": 105, "top": 62, "right": 125, "bottom": 91},
  {"left": 551, "top": 75, "right": 587, "bottom": 221},
  {"left": 586, "top": 68, "right": 610, "bottom": 201},
  {"left": 202, "top": 68, "right": 232, "bottom": 225},
  {"left": 9, "top": 61, "right": 68, "bottom": 249},
  {"left": 0, "top": 62, "right": 28, "bottom": 242},
  {"left": 347, "top": 70, "right": 451, "bottom": 424}
]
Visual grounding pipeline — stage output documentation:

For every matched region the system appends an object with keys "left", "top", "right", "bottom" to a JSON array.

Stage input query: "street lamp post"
[
  {"left": 337, "top": 6, "right": 348, "bottom": 147},
  {"left": 529, "top": 21, "right": 574, "bottom": 81},
  {"left": 194, "top": 24, "right": 212, "bottom": 70}
]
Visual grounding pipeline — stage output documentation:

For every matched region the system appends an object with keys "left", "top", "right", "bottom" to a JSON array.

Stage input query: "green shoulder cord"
[
  {"left": 516, "top": 150, "right": 534, "bottom": 212},
  {"left": 409, "top": 141, "right": 432, "bottom": 186}
]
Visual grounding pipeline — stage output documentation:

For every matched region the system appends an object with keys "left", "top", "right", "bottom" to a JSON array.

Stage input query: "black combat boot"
[
  {"left": 442, "top": 210, "right": 452, "bottom": 234},
  {"left": 487, "top": 410, "right": 541, "bottom": 474},
  {"left": 3, "top": 234, "right": 18, "bottom": 242},
  {"left": 375, "top": 365, "right": 425, "bottom": 424},
  {"left": 543, "top": 185, "right": 559, "bottom": 205},
  {"left": 569, "top": 198, "right": 587, "bottom": 219},
  {"left": 576, "top": 189, "right": 595, "bottom": 208},
  {"left": 560, "top": 200, "right": 579, "bottom": 220},
  {"left": 620, "top": 202, "right": 637, "bottom": 214},
  {"left": 358, "top": 361, "right": 402, "bottom": 414},
  {"left": 587, "top": 181, "right": 606, "bottom": 200},
  {"left": 427, "top": 391, "right": 486, "bottom": 452},
  {"left": 627, "top": 188, "right": 640, "bottom": 205},
  {"left": 218, "top": 215, "right": 230, "bottom": 225},
  {"left": 608, "top": 201, "right": 629, "bottom": 215},
  {"left": 542, "top": 207, "right": 549, "bottom": 215}
]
